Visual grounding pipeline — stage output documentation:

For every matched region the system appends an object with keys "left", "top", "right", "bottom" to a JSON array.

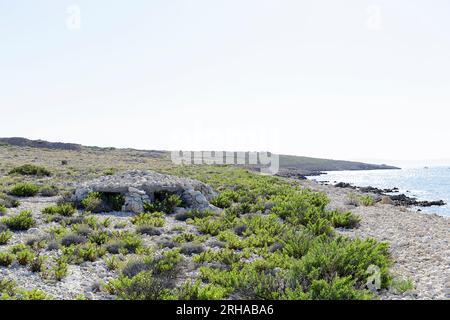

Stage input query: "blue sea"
[{"left": 308, "top": 167, "right": 450, "bottom": 217}]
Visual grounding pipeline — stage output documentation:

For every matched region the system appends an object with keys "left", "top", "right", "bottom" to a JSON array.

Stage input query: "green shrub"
[
  {"left": 105, "top": 255, "right": 121, "bottom": 271},
  {"left": 194, "top": 248, "right": 242, "bottom": 266},
  {"left": 306, "top": 218, "right": 334, "bottom": 236},
  {"left": 81, "top": 192, "right": 105, "bottom": 213},
  {"left": 270, "top": 190, "right": 329, "bottom": 221},
  {"left": 53, "top": 256, "right": 69, "bottom": 281},
  {"left": 285, "top": 276, "right": 373, "bottom": 300},
  {"left": 103, "top": 168, "right": 117, "bottom": 176},
  {"left": 0, "top": 252, "right": 15, "bottom": 266},
  {"left": 21, "top": 289, "right": 50, "bottom": 300},
  {"left": 0, "top": 205, "right": 6, "bottom": 215},
  {"left": 9, "top": 164, "right": 51, "bottom": 177},
  {"left": 0, "top": 230, "right": 13, "bottom": 245},
  {"left": 175, "top": 209, "right": 215, "bottom": 221},
  {"left": 76, "top": 243, "right": 106, "bottom": 262},
  {"left": 0, "top": 278, "right": 17, "bottom": 298},
  {"left": 2, "top": 210, "right": 36, "bottom": 231},
  {"left": 176, "top": 280, "right": 230, "bottom": 300},
  {"left": 131, "top": 212, "right": 165, "bottom": 227},
  {"left": 210, "top": 190, "right": 240, "bottom": 209},
  {"left": 329, "top": 210, "right": 360, "bottom": 229},
  {"left": 81, "top": 192, "right": 125, "bottom": 213},
  {"left": 120, "top": 232, "right": 143, "bottom": 253},
  {"left": 9, "top": 183, "right": 40, "bottom": 197},
  {"left": 156, "top": 249, "right": 183, "bottom": 273},
  {"left": 359, "top": 195, "right": 375, "bottom": 206},
  {"left": 143, "top": 192, "right": 182, "bottom": 214},
  {"left": 30, "top": 255, "right": 47, "bottom": 273},
  {"left": 89, "top": 230, "right": 110, "bottom": 245},
  {"left": 42, "top": 203, "right": 76, "bottom": 217},
  {"left": 288, "top": 236, "right": 391, "bottom": 290},
  {"left": 193, "top": 216, "right": 229, "bottom": 236},
  {"left": 281, "top": 230, "right": 314, "bottom": 259},
  {"left": 390, "top": 278, "right": 414, "bottom": 294},
  {"left": 16, "top": 248, "right": 35, "bottom": 266},
  {"left": 108, "top": 271, "right": 173, "bottom": 300}
]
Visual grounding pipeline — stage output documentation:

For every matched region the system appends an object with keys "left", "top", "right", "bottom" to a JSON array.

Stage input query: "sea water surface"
[{"left": 308, "top": 167, "right": 450, "bottom": 217}]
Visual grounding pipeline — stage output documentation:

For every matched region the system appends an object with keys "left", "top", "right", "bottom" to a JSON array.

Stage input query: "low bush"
[
  {"left": 2, "top": 210, "right": 36, "bottom": 231},
  {"left": 108, "top": 271, "right": 173, "bottom": 300},
  {"left": 81, "top": 192, "right": 106, "bottom": 213},
  {"left": 0, "top": 252, "right": 15, "bottom": 266},
  {"left": 359, "top": 195, "right": 375, "bottom": 206},
  {"left": 53, "top": 256, "right": 69, "bottom": 281},
  {"left": 61, "top": 234, "right": 87, "bottom": 247},
  {"left": 210, "top": 190, "right": 240, "bottom": 209},
  {"left": 9, "top": 183, "right": 40, "bottom": 197},
  {"left": 390, "top": 278, "right": 414, "bottom": 294},
  {"left": 0, "top": 230, "right": 13, "bottom": 245},
  {"left": 180, "top": 243, "right": 205, "bottom": 256},
  {"left": 16, "top": 248, "right": 36, "bottom": 266},
  {"left": 89, "top": 230, "right": 110, "bottom": 245},
  {"left": 120, "top": 232, "right": 144, "bottom": 253},
  {"left": 76, "top": 243, "right": 106, "bottom": 262},
  {"left": 194, "top": 248, "right": 242, "bottom": 266},
  {"left": 143, "top": 192, "right": 182, "bottom": 214},
  {"left": 136, "top": 225, "right": 162, "bottom": 236},
  {"left": 131, "top": 212, "right": 165, "bottom": 227},
  {"left": 29, "top": 255, "right": 47, "bottom": 273},
  {"left": 81, "top": 192, "right": 125, "bottom": 213},
  {"left": 288, "top": 236, "right": 391, "bottom": 290},
  {"left": 9, "top": 164, "right": 51, "bottom": 177},
  {"left": 176, "top": 280, "right": 230, "bottom": 300},
  {"left": 105, "top": 240, "right": 126, "bottom": 254},
  {"left": 42, "top": 203, "right": 76, "bottom": 217},
  {"left": 329, "top": 210, "right": 361, "bottom": 229},
  {"left": 0, "top": 205, "right": 6, "bottom": 215},
  {"left": 285, "top": 276, "right": 373, "bottom": 300}
]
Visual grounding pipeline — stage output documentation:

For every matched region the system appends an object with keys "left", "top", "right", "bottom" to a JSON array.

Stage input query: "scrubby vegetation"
[
  {"left": 143, "top": 192, "right": 183, "bottom": 214},
  {"left": 9, "top": 183, "right": 40, "bottom": 197},
  {"left": 9, "top": 164, "right": 51, "bottom": 177},
  {"left": 96, "top": 166, "right": 392, "bottom": 300},
  {"left": 0, "top": 278, "right": 50, "bottom": 300},
  {"left": 2, "top": 210, "right": 36, "bottom": 231},
  {"left": 81, "top": 192, "right": 125, "bottom": 213},
  {"left": 346, "top": 193, "right": 375, "bottom": 207},
  {"left": 42, "top": 203, "right": 76, "bottom": 217},
  {"left": 0, "top": 145, "right": 396, "bottom": 300}
]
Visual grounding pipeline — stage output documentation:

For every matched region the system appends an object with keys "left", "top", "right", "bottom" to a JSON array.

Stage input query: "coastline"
[{"left": 295, "top": 178, "right": 449, "bottom": 300}]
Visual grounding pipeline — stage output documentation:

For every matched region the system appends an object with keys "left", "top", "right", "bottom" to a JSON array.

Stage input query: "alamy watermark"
[
  {"left": 366, "top": 5, "right": 383, "bottom": 31},
  {"left": 66, "top": 4, "right": 81, "bottom": 30},
  {"left": 171, "top": 151, "right": 280, "bottom": 175},
  {"left": 366, "top": 265, "right": 382, "bottom": 291}
]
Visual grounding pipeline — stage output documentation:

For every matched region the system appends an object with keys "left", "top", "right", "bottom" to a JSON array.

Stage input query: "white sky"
[{"left": 1, "top": 0, "right": 450, "bottom": 164}]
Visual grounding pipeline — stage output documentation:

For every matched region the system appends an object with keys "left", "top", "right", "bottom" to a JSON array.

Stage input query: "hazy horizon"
[{"left": 2, "top": 0, "right": 450, "bottom": 162}]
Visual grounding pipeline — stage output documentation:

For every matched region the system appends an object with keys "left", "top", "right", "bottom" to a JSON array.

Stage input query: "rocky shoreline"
[
  {"left": 331, "top": 182, "right": 447, "bottom": 208},
  {"left": 295, "top": 178, "right": 450, "bottom": 300}
]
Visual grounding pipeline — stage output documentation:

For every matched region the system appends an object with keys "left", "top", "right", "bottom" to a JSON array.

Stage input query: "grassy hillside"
[
  {"left": 279, "top": 155, "right": 399, "bottom": 172},
  {"left": 0, "top": 138, "right": 399, "bottom": 175}
]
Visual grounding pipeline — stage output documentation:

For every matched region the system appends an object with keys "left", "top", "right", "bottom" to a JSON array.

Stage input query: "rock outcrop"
[{"left": 73, "top": 170, "right": 218, "bottom": 213}]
